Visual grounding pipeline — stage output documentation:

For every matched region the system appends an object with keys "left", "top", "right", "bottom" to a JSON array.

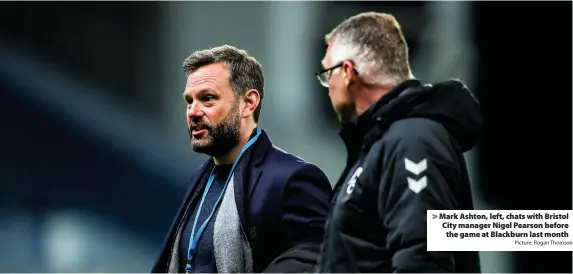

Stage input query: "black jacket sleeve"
[
  {"left": 378, "top": 120, "right": 459, "bottom": 272},
  {"left": 262, "top": 243, "right": 322, "bottom": 273}
]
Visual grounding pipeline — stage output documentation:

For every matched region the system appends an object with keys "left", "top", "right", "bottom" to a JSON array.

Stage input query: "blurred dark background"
[{"left": 0, "top": 1, "right": 571, "bottom": 272}]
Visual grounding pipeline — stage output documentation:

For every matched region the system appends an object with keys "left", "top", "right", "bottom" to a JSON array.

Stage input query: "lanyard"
[{"left": 185, "top": 127, "right": 262, "bottom": 273}]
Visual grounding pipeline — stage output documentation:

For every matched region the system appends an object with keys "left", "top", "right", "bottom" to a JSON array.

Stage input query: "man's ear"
[
  {"left": 342, "top": 60, "right": 356, "bottom": 81},
  {"left": 242, "top": 89, "right": 260, "bottom": 119}
]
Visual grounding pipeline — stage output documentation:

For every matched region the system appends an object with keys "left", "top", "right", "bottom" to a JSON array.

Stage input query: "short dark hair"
[{"left": 183, "top": 45, "right": 265, "bottom": 122}]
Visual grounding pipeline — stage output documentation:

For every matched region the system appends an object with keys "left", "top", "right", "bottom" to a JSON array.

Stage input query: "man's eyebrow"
[
  {"left": 182, "top": 89, "right": 217, "bottom": 99},
  {"left": 183, "top": 93, "right": 192, "bottom": 102},
  {"left": 198, "top": 89, "right": 219, "bottom": 95}
]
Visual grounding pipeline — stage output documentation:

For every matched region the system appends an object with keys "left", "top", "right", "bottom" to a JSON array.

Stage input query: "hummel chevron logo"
[
  {"left": 407, "top": 176, "right": 427, "bottom": 194},
  {"left": 404, "top": 158, "right": 427, "bottom": 176}
]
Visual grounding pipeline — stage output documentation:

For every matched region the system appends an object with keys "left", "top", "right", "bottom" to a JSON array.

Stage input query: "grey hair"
[{"left": 325, "top": 12, "right": 414, "bottom": 86}]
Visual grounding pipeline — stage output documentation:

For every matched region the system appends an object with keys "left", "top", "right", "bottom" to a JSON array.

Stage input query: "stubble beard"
[{"left": 336, "top": 100, "right": 357, "bottom": 124}]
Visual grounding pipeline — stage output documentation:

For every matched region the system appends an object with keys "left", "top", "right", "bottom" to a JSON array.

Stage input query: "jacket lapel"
[
  {"left": 232, "top": 129, "right": 272, "bottom": 243},
  {"left": 247, "top": 130, "right": 272, "bottom": 197}
]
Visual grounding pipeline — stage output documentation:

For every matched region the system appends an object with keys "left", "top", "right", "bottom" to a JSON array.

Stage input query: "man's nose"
[{"left": 187, "top": 103, "right": 204, "bottom": 118}]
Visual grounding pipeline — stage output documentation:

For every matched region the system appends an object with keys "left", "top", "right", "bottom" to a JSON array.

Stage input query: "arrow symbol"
[
  {"left": 432, "top": 214, "right": 437, "bottom": 219},
  {"left": 407, "top": 176, "right": 427, "bottom": 194},
  {"left": 405, "top": 158, "right": 427, "bottom": 176}
]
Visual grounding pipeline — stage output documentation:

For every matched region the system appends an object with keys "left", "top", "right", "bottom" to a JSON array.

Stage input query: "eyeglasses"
[{"left": 315, "top": 62, "right": 360, "bottom": 88}]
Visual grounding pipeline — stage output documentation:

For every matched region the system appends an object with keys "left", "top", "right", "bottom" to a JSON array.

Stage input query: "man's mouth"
[{"left": 191, "top": 125, "right": 209, "bottom": 138}]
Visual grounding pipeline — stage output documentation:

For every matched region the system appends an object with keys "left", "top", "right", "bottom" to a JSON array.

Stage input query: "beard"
[
  {"left": 336, "top": 103, "right": 356, "bottom": 123},
  {"left": 189, "top": 101, "right": 242, "bottom": 157},
  {"left": 333, "top": 97, "right": 357, "bottom": 124}
]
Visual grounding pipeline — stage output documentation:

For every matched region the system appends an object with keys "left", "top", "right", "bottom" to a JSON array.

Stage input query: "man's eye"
[{"left": 204, "top": 95, "right": 214, "bottom": 101}]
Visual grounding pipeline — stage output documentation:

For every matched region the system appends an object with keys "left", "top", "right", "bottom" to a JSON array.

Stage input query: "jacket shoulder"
[
  {"left": 264, "top": 145, "right": 331, "bottom": 191},
  {"left": 382, "top": 117, "right": 450, "bottom": 145},
  {"left": 267, "top": 145, "right": 322, "bottom": 173},
  {"left": 366, "top": 118, "right": 458, "bottom": 175}
]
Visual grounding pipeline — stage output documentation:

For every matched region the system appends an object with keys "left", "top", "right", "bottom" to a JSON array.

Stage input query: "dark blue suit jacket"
[{"left": 152, "top": 130, "right": 333, "bottom": 273}]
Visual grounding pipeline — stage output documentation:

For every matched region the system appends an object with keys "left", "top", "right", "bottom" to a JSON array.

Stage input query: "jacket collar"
[
  {"left": 250, "top": 127, "right": 272, "bottom": 167},
  {"left": 339, "top": 79, "right": 423, "bottom": 157}
]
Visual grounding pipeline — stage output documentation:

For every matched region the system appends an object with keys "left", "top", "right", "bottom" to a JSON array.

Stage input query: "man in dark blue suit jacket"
[{"left": 151, "top": 45, "right": 332, "bottom": 273}]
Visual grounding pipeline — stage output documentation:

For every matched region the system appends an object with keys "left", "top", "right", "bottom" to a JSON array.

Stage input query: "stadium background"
[{"left": 0, "top": 1, "right": 571, "bottom": 273}]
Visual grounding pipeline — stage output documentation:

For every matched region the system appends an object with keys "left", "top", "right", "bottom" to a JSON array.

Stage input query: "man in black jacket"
[{"left": 314, "top": 12, "right": 483, "bottom": 273}]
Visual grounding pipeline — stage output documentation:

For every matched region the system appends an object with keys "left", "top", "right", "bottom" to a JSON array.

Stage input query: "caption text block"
[{"left": 427, "top": 210, "right": 573, "bottom": 251}]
